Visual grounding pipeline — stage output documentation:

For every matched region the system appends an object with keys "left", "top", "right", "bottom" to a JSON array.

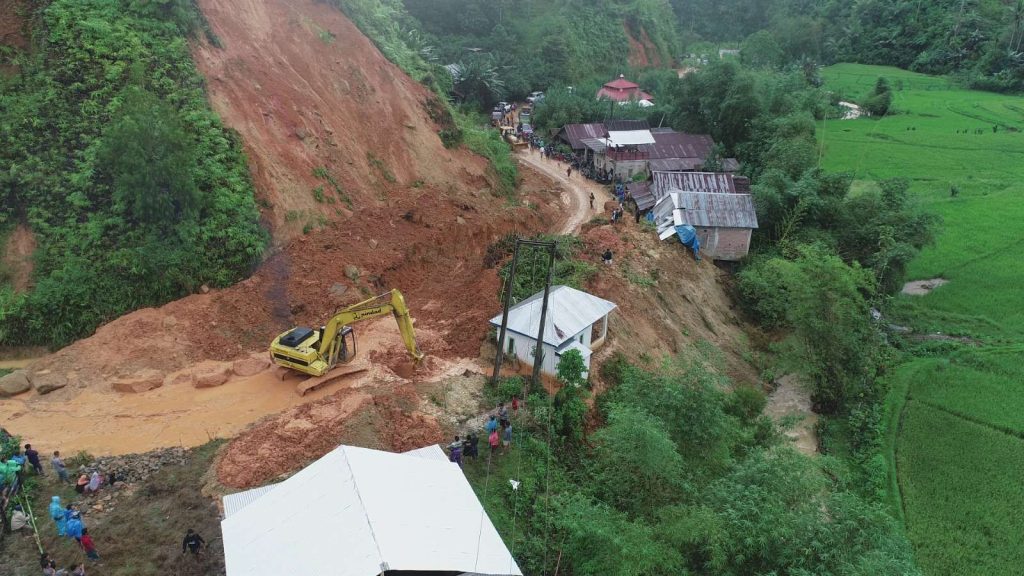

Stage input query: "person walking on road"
[
  {"left": 566, "top": 167, "right": 572, "bottom": 179},
  {"left": 589, "top": 192, "right": 594, "bottom": 209}
]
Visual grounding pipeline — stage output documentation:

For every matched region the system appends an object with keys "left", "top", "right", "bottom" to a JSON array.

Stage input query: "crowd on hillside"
[{"left": 446, "top": 399, "right": 520, "bottom": 467}]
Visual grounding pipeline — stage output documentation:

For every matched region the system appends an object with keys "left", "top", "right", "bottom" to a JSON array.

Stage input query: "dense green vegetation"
[
  {"left": 467, "top": 348, "right": 920, "bottom": 576},
  {"left": 403, "top": 0, "right": 680, "bottom": 101},
  {"left": 818, "top": 63, "right": 1024, "bottom": 576},
  {"left": 488, "top": 234, "right": 597, "bottom": 302},
  {"left": 0, "top": 0, "right": 266, "bottom": 347},
  {"left": 670, "top": 0, "right": 1024, "bottom": 92}
]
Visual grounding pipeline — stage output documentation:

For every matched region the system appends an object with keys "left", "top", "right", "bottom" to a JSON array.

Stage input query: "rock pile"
[{"left": 81, "top": 446, "right": 190, "bottom": 484}]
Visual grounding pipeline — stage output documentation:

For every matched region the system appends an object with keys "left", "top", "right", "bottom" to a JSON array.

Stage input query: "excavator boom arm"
[{"left": 319, "top": 289, "right": 424, "bottom": 362}]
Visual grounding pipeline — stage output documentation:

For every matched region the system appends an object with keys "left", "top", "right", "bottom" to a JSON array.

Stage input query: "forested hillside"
[
  {"left": 669, "top": 0, "right": 1024, "bottom": 92},
  {"left": 401, "top": 0, "right": 679, "bottom": 98},
  {"left": 0, "top": 0, "right": 266, "bottom": 347}
]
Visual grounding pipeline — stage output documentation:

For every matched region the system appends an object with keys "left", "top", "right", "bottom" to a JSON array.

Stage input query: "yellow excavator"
[{"left": 269, "top": 289, "right": 424, "bottom": 378}]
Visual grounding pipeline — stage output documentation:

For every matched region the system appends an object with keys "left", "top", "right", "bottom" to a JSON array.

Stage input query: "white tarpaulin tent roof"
[
  {"left": 222, "top": 445, "right": 450, "bottom": 519},
  {"left": 602, "top": 129, "right": 656, "bottom": 147},
  {"left": 221, "top": 445, "right": 521, "bottom": 576}
]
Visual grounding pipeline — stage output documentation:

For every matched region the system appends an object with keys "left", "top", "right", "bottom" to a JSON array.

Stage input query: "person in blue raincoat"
[
  {"left": 49, "top": 496, "right": 66, "bottom": 536},
  {"left": 65, "top": 510, "right": 84, "bottom": 541}
]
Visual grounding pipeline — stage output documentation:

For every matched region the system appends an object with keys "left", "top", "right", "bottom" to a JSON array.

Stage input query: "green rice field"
[{"left": 819, "top": 64, "right": 1024, "bottom": 576}]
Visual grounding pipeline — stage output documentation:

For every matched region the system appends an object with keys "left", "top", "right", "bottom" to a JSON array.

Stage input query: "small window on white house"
[
  {"left": 579, "top": 334, "right": 584, "bottom": 344},
  {"left": 508, "top": 338, "right": 515, "bottom": 354}
]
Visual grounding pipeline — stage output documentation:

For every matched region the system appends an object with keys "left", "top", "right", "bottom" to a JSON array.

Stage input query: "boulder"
[
  {"left": 112, "top": 370, "right": 164, "bottom": 394},
  {"left": 0, "top": 370, "right": 31, "bottom": 397},
  {"left": 232, "top": 354, "right": 271, "bottom": 378},
  {"left": 344, "top": 264, "right": 360, "bottom": 281},
  {"left": 329, "top": 283, "right": 349, "bottom": 298},
  {"left": 163, "top": 370, "right": 194, "bottom": 387},
  {"left": 31, "top": 370, "right": 68, "bottom": 395},
  {"left": 192, "top": 362, "right": 232, "bottom": 389}
]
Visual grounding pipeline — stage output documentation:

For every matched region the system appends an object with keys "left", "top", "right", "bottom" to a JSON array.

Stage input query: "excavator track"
[{"left": 295, "top": 360, "right": 370, "bottom": 396}]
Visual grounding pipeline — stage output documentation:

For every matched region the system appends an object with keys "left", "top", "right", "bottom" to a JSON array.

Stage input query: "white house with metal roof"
[
  {"left": 220, "top": 444, "right": 521, "bottom": 576},
  {"left": 489, "top": 285, "right": 617, "bottom": 377}
]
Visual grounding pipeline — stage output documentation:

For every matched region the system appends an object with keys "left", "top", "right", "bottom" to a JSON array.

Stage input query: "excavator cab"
[{"left": 331, "top": 326, "right": 356, "bottom": 365}]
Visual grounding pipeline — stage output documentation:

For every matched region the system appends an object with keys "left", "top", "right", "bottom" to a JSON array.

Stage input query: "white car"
[{"left": 526, "top": 91, "right": 545, "bottom": 103}]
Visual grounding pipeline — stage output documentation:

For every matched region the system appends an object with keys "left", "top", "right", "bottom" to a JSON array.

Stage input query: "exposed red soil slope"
[
  {"left": 0, "top": 0, "right": 27, "bottom": 51},
  {"left": 1, "top": 223, "right": 36, "bottom": 293},
  {"left": 624, "top": 22, "right": 664, "bottom": 69},
  {"left": 192, "top": 0, "right": 491, "bottom": 242},
  {"left": 25, "top": 0, "right": 561, "bottom": 398}
]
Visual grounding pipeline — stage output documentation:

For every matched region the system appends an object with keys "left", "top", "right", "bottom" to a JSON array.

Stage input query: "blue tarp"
[{"left": 675, "top": 225, "right": 701, "bottom": 261}]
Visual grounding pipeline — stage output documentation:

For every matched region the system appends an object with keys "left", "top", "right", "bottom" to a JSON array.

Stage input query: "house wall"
[
  {"left": 595, "top": 156, "right": 647, "bottom": 179},
  {"left": 696, "top": 227, "right": 751, "bottom": 261},
  {"left": 497, "top": 330, "right": 595, "bottom": 377}
]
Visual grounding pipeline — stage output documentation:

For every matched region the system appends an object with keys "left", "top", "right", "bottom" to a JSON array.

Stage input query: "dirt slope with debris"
[
  {"left": 0, "top": 0, "right": 562, "bottom": 454},
  {"left": 192, "top": 0, "right": 488, "bottom": 241}
]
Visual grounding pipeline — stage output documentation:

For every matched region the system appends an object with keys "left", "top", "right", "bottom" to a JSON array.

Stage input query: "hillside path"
[{"left": 517, "top": 150, "right": 606, "bottom": 234}]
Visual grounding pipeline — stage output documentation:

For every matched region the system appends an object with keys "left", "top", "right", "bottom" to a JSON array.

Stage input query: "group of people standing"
[{"left": 447, "top": 399, "right": 519, "bottom": 467}]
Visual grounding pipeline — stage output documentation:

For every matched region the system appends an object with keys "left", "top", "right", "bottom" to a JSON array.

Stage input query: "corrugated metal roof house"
[
  {"left": 648, "top": 132, "right": 715, "bottom": 160},
  {"left": 489, "top": 286, "right": 616, "bottom": 377},
  {"left": 556, "top": 123, "right": 606, "bottom": 151},
  {"left": 652, "top": 171, "right": 740, "bottom": 201},
  {"left": 652, "top": 191, "right": 758, "bottom": 261}
]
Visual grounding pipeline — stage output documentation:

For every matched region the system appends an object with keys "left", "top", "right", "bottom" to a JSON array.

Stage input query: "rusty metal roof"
[
  {"left": 627, "top": 182, "right": 656, "bottom": 211},
  {"left": 649, "top": 158, "right": 704, "bottom": 172},
  {"left": 605, "top": 119, "right": 649, "bottom": 131},
  {"left": 653, "top": 171, "right": 738, "bottom": 195},
  {"left": 558, "top": 123, "right": 606, "bottom": 150},
  {"left": 661, "top": 191, "right": 759, "bottom": 229},
  {"left": 647, "top": 132, "right": 715, "bottom": 160}
]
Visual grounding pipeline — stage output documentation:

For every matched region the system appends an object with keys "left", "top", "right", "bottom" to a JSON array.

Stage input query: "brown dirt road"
[{"left": 516, "top": 150, "right": 606, "bottom": 234}]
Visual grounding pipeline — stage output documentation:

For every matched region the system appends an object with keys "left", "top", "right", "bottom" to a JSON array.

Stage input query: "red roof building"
[{"left": 596, "top": 74, "right": 653, "bottom": 103}]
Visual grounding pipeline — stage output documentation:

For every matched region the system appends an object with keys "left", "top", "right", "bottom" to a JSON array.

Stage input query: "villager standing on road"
[
  {"left": 566, "top": 167, "right": 572, "bottom": 179},
  {"left": 589, "top": 192, "right": 594, "bottom": 209},
  {"left": 25, "top": 444, "right": 44, "bottom": 476},
  {"left": 51, "top": 451, "right": 69, "bottom": 483},
  {"left": 182, "top": 529, "right": 206, "bottom": 558}
]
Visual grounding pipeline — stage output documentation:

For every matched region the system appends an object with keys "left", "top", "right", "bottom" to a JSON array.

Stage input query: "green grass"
[
  {"left": 819, "top": 63, "right": 1024, "bottom": 576},
  {"left": 897, "top": 401, "right": 1024, "bottom": 576},
  {"left": 0, "top": 443, "right": 225, "bottom": 576}
]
